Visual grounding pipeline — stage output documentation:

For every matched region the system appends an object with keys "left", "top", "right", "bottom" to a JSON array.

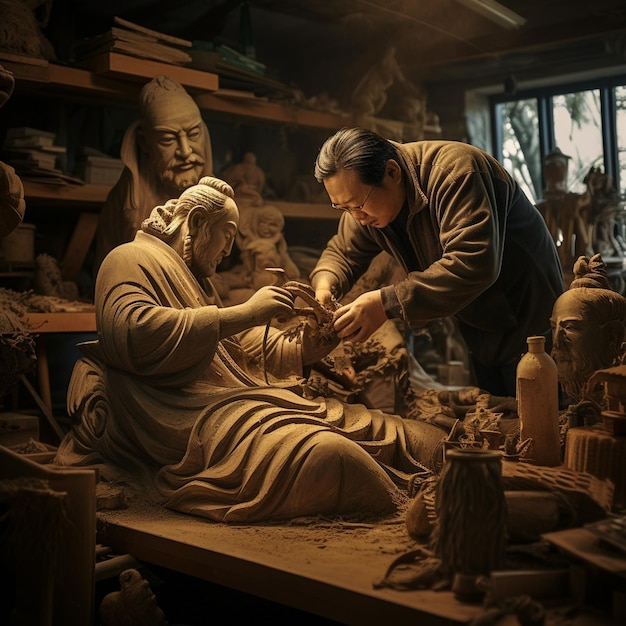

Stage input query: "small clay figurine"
[
  {"left": 221, "top": 151, "right": 266, "bottom": 207},
  {"left": 237, "top": 204, "right": 300, "bottom": 285},
  {"left": 99, "top": 568, "right": 168, "bottom": 626}
]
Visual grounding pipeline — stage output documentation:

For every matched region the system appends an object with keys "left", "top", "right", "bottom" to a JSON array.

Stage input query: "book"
[
  {"left": 78, "top": 38, "right": 192, "bottom": 66},
  {"left": 7, "top": 150, "right": 58, "bottom": 170},
  {"left": 113, "top": 16, "right": 192, "bottom": 48},
  {"left": 6, "top": 127, "right": 56, "bottom": 141},
  {"left": 76, "top": 25, "right": 192, "bottom": 58},
  {"left": 5, "top": 138, "right": 66, "bottom": 153}
]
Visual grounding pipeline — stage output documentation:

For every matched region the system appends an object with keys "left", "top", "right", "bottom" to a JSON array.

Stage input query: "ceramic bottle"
[{"left": 516, "top": 335, "right": 561, "bottom": 466}]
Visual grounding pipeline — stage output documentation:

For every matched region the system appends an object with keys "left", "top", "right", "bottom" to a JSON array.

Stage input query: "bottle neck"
[{"left": 527, "top": 336, "right": 546, "bottom": 353}]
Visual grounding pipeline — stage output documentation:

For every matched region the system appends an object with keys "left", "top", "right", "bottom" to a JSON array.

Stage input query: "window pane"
[
  {"left": 553, "top": 90, "right": 603, "bottom": 194},
  {"left": 497, "top": 99, "right": 541, "bottom": 204},
  {"left": 616, "top": 85, "right": 626, "bottom": 199}
]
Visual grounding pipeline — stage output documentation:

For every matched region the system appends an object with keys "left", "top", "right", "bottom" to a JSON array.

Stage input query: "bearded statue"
[{"left": 550, "top": 253, "right": 626, "bottom": 404}]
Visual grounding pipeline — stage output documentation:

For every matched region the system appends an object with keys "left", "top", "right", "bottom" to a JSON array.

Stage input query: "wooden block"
[
  {"left": 0, "top": 412, "right": 39, "bottom": 446},
  {"left": 80, "top": 51, "right": 219, "bottom": 93},
  {"left": 0, "top": 50, "right": 49, "bottom": 82}
]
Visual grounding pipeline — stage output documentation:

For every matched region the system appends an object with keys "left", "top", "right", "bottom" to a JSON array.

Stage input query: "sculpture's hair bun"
[{"left": 570, "top": 253, "right": 611, "bottom": 289}]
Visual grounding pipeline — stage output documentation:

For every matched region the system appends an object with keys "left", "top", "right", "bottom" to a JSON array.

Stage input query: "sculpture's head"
[
  {"left": 137, "top": 75, "right": 210, "bottom": 195},
  {"left": 254, "top": 205, "right": 284, "bottom": 239},
  {"left": 142, "top": 176, "right": 239, "bottom": 279},
  {"left": 550, "top": 253, "right": 626, "bottom": 401}
]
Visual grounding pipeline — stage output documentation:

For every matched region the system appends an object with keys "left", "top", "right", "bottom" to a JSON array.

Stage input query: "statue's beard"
[
  {"left": 556, "top": 363, "right": 588, "bottom": 402},
  {"left": 158, "top": 165, "right": 202, "bottom": 193},
  {"left": 552, "top": 347, "right": 603, "bottom": 402}
]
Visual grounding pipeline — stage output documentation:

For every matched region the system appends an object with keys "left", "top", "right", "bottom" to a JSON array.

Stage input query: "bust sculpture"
[
  {"left": 550, "top": 253, "right": 626, "bottom": 405},
  {"left": 93, "top": 75, "right": 213, "bottom": 274}
]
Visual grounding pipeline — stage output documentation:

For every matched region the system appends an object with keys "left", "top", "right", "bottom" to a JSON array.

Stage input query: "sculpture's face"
[
  {"left": 257, "top": 214, "right": 281, "bottom": 238},
  {"left": 550, "top": 290, "right": 603, "bottom": 400},
  {"left": 191, "top": 200, "right": 238, "bottom": 278},
  {"left": 142, "top": 97, "right": 206, "bottom": 193}
]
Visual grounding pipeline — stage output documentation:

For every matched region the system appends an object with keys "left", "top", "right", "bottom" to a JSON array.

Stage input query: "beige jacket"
[{"left": 311, "top": 140, "right": 563, "bottom": 366}]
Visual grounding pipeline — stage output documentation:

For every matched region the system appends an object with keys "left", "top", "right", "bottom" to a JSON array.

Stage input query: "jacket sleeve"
[
  {"left": 309, "top": 213, "right": 382, "bottom": 299},
  {"left": 391, "top": 161, "right": 513, "bottom": 329}
]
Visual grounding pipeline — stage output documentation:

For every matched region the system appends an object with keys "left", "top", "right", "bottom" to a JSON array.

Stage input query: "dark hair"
[{"left": 314, "top": 127, "right": 398, "bottom": 185}]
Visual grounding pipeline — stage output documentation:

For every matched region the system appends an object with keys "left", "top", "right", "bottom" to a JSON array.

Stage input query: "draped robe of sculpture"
[{"left": 55, "top": 231, "right": 432, "bottom": 523}]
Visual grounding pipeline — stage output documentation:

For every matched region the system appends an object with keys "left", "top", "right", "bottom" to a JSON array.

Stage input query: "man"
[
  {"left": 93, "top": 75, "right": 213, "bottom": 274},
  {"left": 310, "top": 127, "right": 564, "bottom": 397},
  {"left": 551, "top": 253, "right": 626, "bottom": 405}
]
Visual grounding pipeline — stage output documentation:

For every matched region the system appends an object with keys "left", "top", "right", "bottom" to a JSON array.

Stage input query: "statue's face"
[
  {"left": 257, "top": 214, "right": 281, "bottom": 238},
  {"left": 190, "top": 200, "right": 238, "bottom": 278},
  {"left": 142, "top": 97, "right": 206, "bottom": 193},
  {"left": 550, "top": 291, "right": 602, "bottom": 400}
]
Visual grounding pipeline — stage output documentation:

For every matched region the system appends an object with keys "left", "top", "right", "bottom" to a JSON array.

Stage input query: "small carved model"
[
  {"left": 237, "top": 204, "right": 300, "bottom": 287},
  {"left": 582, "top": 166, "right": 625, "bottom": 259},
  {"left": 0, "top": 0, "right": 56, "bottom": 60},
  {"left": 221, "top": 151, "right": 266, "bottom": 207},
  {"left": 0, "top": 64, "right": 25, "bottom": 239},
  {"left": 99, "top": 568, "right": 168, "bottom": 626},
  {"left": 33, "top": 253, "right": 79, "bottom": 301},
  {"left": 536, "top": 148, "right": 589, "bottom": 280}
]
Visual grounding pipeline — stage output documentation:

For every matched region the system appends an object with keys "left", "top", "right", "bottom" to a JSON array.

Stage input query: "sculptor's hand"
[
  {"left": 312, "top": 272, "right": 337, "bottom": 307},
  {"left": 333, "top": 290, "right": 386, "bottom": 343},
  {"left": 246, "top": 285, "right": 295, "bottom": 325}
]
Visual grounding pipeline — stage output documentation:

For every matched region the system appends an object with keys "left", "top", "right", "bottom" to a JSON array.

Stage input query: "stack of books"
[
  {"left": 3, "top": 127, "right": 66, "bottom": 179},
  {"left": 75, "top": 148, "right": 123, "bottom": 185},
  {"left": 75, "top": 16, "right": 193, "bottom": 66}
]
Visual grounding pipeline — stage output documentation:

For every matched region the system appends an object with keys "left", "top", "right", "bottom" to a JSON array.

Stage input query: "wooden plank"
[
  {"left": 0, "top": 51, "right": 49, "bottom": 83},
  {"left": 0, "top": 445, "right": 96, "bottom": 626},
  {"left": 195, "top": 90, "right": 353, "bottom": 129},
  {"left": 543, "top": 527, "right": 626, "bottom": 577},
  {"left": 24, "top": 311, "right": 96, "bottom": 333},
  {"left": 23, "top": 180, "right": 110, "bottom": 206},
  {"left": 48, "top": 63, "right": 140, "bottom": 99},
  {"left": 62, "top": 212, "right": 100, "bottom": 281},
  {"left": 97, "top": 503, "right": 479, "bottom": 626},
  {"left": 80, "top": 52, "right": 219, "bottom": 93},
  {"left": 272, "top": 200, "right": 338, "bottom": 220}
]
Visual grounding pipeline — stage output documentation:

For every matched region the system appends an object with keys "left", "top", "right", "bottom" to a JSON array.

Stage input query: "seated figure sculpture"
[
  {"left": 54, "top": 176, "right": 444, "bottom": 523},
  {"left": 550, "top": 253, "right": 626, "bottom": 412}
]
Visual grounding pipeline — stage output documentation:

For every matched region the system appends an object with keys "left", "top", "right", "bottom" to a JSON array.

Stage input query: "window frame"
[{"left": 489, "top": 74, "right": 626, "bottom": 197}]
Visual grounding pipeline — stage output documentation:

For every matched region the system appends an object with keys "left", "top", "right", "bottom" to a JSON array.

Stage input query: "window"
[{"left": 491, "top": 77, "right": 626, "bottom": 204}]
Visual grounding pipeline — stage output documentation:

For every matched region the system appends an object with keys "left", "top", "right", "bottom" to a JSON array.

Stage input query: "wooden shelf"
[
  {"left": 195, "top": 91, "right": 354, "bottom": 129},
  {"left": 77, "top": 52, "right": 219, "bottom": 93},
  {"left": 272, "top": 201, "right": 338, "bottom": 220},
  {"left": 22, "top": 182, "right": 337, "bottom": 220},
  {"left": 22, "top": 181, "right": 110, "bottom": 207},
  {"left": 6, "top": 51, "right": 352, "bottom": 130}
]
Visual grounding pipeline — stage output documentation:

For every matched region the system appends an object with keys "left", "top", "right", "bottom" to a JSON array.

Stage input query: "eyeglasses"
[{"left": 331, "top": 186, "right": 374, "bottom": 213}]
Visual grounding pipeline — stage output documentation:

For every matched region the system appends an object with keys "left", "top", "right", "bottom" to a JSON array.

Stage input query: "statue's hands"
[
  {"left": 246, "top": 285, "right": 295, "bottom": 325},
  {"left": 333, "top": 290, "right": 386, "bottom": 343}
]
